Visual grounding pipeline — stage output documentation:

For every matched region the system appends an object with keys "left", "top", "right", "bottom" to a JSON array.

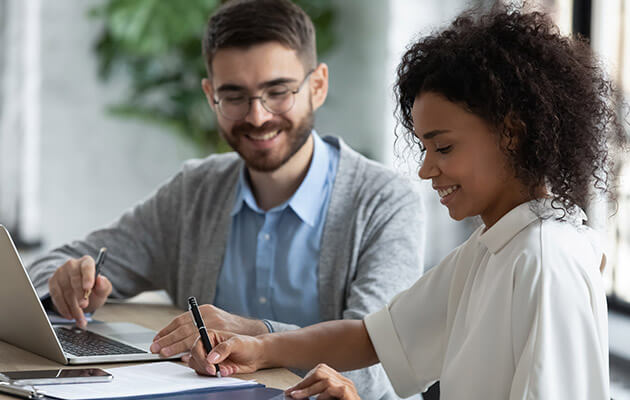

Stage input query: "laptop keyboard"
[{"left": 55, "top": 327, "right": 146, "bottom": 356}]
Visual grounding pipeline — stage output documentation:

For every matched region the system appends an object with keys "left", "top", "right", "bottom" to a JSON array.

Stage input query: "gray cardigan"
[{"left": 28, "top": 136, "right": 425, "bottom": 399}]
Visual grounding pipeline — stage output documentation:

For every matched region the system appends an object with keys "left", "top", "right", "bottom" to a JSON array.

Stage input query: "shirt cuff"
[{"left": 364, "top": 306, "right": 420, "bottom": 398}]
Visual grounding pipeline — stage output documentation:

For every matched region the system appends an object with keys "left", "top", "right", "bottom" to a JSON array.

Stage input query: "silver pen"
[{"left": 0, "top": 382, "right": 44, "bottom": 399}]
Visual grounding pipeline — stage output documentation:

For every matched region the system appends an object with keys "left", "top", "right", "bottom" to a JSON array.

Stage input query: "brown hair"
[{"left": 202, "top": 0, "right": 317, "bottom": 75}]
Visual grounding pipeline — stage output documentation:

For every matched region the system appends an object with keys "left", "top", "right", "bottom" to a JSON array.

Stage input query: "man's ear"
[
  {"left": 201, "top": 78, "right": 217, "bottom": 112},
  {"left": 309, "top": 63, "right": 329, "bottom": 111}
]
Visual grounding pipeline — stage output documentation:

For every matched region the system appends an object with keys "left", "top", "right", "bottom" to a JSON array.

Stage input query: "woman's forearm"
[{"left": 258, "top": 319, "right": 379, "bottom": 372}]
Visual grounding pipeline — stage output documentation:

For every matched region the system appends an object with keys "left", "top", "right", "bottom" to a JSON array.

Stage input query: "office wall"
[
  {"left": 36, "top": 0, "right": 199, "bottom": 253},
  {"left": 315, "top": 0, "right": 389, "bottom": 161}
]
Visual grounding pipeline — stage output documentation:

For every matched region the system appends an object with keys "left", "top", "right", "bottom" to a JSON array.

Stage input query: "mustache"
[{"left": 231, "top": 120, "right": 292, "bottom": 137}]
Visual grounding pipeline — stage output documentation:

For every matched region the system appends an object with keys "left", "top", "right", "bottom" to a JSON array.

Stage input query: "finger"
[
  {"left": 62, "top": 282, "right": 87, "bottom": 328},
  {"left": 49, "top": 279, "right": 72, "bottom": 320},
  {"left": 151, "top": 323, "right": 196, "bottom": 356},
  {"left": 288, "top": 381, "right": 328, "bottom": 399},
  {"left": 190, "top": 341, "right": 214, "bottom": 375},
  {"left": 68, "top": 260, "right": 88, "bottom": 307},
  {"left": 190, "top": 340, "right": 218, "bottom": 376},
  {"left": 215, "top": 360, "right": 243, "bottom": 376},
  {"left": 187, "top": 349, "right": 207, "bottom": 376},
  {"left": 187, "top": 350, "right": 211, "bottom": 376},
  {"left": 190, "top": 338, "right": 210, "bottom": 368},
  {"left": 58, "top": 270, "right": 86, "bottom": 324},
  {"left": 92, "top": 275, "right": 112, "bottom": 299},
  {"left": 317, "top": 384, "right": 348, "bottom": 400},
  {"left": 156, "top": 322, "right": 196, "bottom": 349},
  {"left": 154, "top": 312, "right": 189, "bottom": 342},
  {"left": 205, "top": 339, "right": 234, "bottom": 365},
  {"left": 286, "top": 364, "right": 327, "bottom": 392},
  {"left": 159, "top": 331, "right": 198, "bottom": 357},
  {"left": 185, "top": 335, "right": 201, "bottom": 357},
  {"left": 79, "top": 256, "right": 96, "bottom": 293},
  {"left": 84, "top": 276, "right": 112, "bottom": 312},
  {"left": 49, "top": 261, "right": 76, "bottom": 317}
]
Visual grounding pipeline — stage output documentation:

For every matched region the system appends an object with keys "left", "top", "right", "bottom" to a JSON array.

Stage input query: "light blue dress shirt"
[{"left": 213, "top": 132, "right": 340, "bottom": 328}]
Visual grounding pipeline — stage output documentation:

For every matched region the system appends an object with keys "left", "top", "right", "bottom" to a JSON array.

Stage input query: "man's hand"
[
  {"left": 150, "top": 304, "right": 268, "bottom": 357},
  {"left": 285, "top": 364, "right": 361, "bottom": 400},
  {"left": 182, "top": 331, "right": 264, "bottom": 377},
  {"left": 48, "top": 255, "right": 112, "bottom": 328}
]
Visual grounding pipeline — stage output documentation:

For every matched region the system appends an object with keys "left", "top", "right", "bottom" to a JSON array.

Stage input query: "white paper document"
[{"left": 35, "top": 362, "right": 260, "bottom": 400}]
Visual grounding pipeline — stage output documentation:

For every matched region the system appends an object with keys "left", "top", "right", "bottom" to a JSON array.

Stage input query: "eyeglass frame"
[{"left": 212, "top": 69, "right": 315, "bottom": 121}]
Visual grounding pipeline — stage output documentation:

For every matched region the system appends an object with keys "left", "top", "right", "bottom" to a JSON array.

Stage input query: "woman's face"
[{"left": 413, "top": 92, "right": 530, "bottom": 228}]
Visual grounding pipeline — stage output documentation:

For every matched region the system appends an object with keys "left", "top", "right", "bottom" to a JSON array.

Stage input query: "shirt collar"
[
  {"left": 230, "top": 167, "right": 259, "bottom": 216},
  {"left": 230, "top": 131, "right": 330, "bottom": 226},
  {"left": 478, "top": 199, "right": 587, "bottom": 254},
  {"left": 287, "top": 131, "right": 330, "bottom": 226}
]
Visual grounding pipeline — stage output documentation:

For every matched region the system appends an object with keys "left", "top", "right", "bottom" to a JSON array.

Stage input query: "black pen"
[
  {"left": 188, "top": 296, "right": 221, "bottom": 377},
  {"left": 83, "top": 247, "right": 107, "bottom": 300}
]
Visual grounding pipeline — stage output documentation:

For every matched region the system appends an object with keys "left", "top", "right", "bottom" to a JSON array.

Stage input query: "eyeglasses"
[{"left": 213, "top": 70, "right": 314, "bottom": 121}]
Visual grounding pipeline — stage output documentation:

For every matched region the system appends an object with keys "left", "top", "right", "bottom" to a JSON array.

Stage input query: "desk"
[{"left": 0, "top": 303, "right": 300, "bottom": 399}]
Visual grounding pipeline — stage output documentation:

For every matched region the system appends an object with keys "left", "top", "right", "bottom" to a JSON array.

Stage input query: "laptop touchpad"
[{"left": 88, "top": 322, "right": 156, "bottom": 350}]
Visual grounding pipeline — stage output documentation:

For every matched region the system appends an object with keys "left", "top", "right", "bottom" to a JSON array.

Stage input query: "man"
[{"left": 28, "top": 0, "right": 424, "bottom": 398}]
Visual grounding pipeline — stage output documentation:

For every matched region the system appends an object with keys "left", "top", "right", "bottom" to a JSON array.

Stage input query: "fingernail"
[
  {"left": 208, "top": 353, "right": 219, "bottom": 362},
  {"left": 207, "top": 366, "right": 214, "bottom": 375},
  {"left": 150, "top": 343, "right": 160, "bottom": 353}
]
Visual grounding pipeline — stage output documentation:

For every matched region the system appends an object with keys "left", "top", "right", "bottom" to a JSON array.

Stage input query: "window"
[{"left": 590, "top": 0, "right": 630, "bottom": 311}]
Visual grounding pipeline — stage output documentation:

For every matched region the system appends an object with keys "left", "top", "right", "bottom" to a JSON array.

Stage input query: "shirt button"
[
  {"left": 263, "top": 233, "right": 271, "bottom": 240},
  {"left": 259, "top": 296, "right": 267, "bottom": 304}
]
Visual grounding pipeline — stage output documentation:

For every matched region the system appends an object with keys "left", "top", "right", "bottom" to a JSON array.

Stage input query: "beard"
[{"left": 219, "top": 107, "right": 314, "bottom": 172}]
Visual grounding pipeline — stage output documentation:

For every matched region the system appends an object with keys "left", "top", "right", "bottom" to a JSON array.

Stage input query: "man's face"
[{"left": 203, "top": 42, "right": 327, "bottom": 172}]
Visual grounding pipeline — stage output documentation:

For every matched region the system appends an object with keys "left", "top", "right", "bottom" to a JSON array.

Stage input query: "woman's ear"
[
  {"left": 501, "top": 112, "right": 525, "bottom": 152},
  {"left": 309, "top": 63, "right": 329, "bottom": 111}
]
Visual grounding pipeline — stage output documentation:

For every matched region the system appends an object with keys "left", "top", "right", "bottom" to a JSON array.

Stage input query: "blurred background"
[{"left": 1, "top": 0, "right": 629, "bottom": 397}]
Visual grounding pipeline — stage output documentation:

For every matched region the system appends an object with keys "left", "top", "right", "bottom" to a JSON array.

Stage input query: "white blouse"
[{"left": 365, "top": 201, "right": 609, "bottom": 399}]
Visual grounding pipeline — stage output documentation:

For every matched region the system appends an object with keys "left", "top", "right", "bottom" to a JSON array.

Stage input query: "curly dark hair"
[{"left": 395, "top": 4, "right": 627, "bottom": 214}]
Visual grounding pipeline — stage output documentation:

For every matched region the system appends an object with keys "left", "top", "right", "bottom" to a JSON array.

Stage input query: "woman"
[{"left": 184, "top": 5, "right": 624, "bottom": 399}]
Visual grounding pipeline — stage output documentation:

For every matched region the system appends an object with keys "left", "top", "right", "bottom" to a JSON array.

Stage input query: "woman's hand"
[
  {"left": 285, "top": 364, "right": 360, "bottom": 399},
  {"left": 151, "top": 304, "right": 267, "bottom": 358},
  {"left": 182, "top": 331, "right": 265, "bottom": 377}
]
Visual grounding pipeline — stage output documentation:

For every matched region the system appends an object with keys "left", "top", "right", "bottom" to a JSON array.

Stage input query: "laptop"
[{"left": 0, "top": 225, "right": 178, "bottom": 364}]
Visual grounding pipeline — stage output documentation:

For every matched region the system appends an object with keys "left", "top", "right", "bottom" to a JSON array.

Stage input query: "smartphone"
[{"left": 0, "top": 368, "right": 113, "bottom": 385}]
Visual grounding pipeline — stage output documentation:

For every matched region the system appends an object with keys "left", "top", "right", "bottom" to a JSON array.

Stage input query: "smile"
[
  {"left": 247, "top": 130, "right": 281, "bottom": 141},
  {"left": 436, "top": 185, "right": 460, "bottom": 198}
]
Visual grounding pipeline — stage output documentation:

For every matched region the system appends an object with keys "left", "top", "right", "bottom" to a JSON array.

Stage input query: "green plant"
[{"left": 90, "top": 0, "right": 336, "bottom": 153}]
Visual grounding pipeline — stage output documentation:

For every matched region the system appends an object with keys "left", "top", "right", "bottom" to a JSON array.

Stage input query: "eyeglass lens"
[{"left": 218, "top": 84, "right": 295, "bottom": 120}]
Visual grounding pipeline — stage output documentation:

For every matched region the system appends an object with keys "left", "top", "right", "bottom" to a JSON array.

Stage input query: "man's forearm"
[{"left": 259, "top": 319, "right": 378, "bottom": 372}]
